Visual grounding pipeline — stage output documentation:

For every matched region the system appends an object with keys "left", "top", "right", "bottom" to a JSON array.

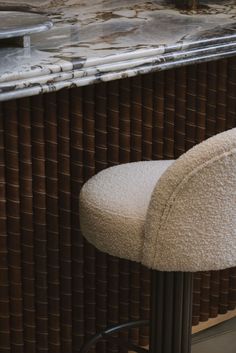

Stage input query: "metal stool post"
[
  {"left": 150, "top": 271, "right": 193, "bottom": 353},
  {"left": 80, "top": 270, "right": 193, "bottom": 353}
]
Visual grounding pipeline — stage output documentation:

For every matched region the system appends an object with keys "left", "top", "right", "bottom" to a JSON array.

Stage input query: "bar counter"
[
  {"left": 0, "top": 0, "right": 236, "bottom": 101},
  {"left": 0, "top": 1, "right": 236, "bottom": 353}
]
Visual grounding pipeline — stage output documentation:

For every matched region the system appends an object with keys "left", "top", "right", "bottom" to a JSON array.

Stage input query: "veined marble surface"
[{"left": 0, "top": 0, "right": 236, "bottom": 101}]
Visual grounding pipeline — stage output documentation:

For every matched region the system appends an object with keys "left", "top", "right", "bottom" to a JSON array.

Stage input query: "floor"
[{"left": 192, "top": 317, "right": 236, "bottom": 353}]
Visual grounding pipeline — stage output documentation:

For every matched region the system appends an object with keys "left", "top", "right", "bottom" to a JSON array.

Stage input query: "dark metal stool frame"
[{"left": 80, "top": 271, "right": 193, "bottom": 353}]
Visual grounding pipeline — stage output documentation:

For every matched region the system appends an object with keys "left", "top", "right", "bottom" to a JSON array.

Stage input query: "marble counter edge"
[
  {"left": 1, "top": 42, "right": 236, "bottom": 102},
  {"left": 2, "top": 32, "right": 236, "bottom": 85}
]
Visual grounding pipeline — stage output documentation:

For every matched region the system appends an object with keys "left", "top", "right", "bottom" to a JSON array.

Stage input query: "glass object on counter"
[{"left": 172, "top": 0, "right": 200, "bottom": 9}]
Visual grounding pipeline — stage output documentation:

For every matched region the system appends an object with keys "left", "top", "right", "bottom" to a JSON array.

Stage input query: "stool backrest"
[{"left": 142, "top": 128, "right": 236, "bottom": 272}]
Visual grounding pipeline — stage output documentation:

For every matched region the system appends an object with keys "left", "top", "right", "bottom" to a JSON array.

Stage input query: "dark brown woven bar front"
[{"left": 0, "top": 57, "right": 236, "bottom": 353}]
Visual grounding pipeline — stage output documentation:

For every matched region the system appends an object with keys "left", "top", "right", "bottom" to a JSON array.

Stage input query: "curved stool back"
[{"left": 143, "top": 127, "right": 236, "bottom": 272}]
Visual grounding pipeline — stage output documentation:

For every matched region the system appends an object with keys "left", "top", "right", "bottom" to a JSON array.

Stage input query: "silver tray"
[{"left": 0, "top": 11, "right": 53, "bottom": 47}]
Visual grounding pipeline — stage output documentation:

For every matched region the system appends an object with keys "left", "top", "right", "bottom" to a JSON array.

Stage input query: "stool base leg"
[{"left": 149, "top": 271, "right": 193, "bottom": 353}]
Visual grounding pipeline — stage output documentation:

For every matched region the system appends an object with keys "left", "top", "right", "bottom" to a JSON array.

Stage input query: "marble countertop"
[{"left": 0, "top": 0, "right": 236, "bottom": 101}]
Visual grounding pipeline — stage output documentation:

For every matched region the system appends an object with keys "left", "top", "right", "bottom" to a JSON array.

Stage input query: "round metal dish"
[{"left": 0, "top": 11, "right": 53, "bottom": 40}]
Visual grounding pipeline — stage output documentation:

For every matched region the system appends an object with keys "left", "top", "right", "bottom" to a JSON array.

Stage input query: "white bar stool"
[{"left": 79, "top": 128, "right": 236, "bottom": 353}]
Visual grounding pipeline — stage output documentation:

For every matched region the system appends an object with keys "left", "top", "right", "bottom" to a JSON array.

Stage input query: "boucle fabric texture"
[
  {"left": 79, "top": 160, "right": 174, "bottom": 261},
  {"left": 79, "top": 128, "right": 236, "bottom": 272},
  {"left": 143, "top": 128, "right": 236, "bottom": 272}
]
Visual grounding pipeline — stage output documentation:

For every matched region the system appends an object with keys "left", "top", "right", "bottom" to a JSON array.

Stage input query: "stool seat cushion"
[{"left": 79, "top": 160, "right": 174, "bottom": 261}]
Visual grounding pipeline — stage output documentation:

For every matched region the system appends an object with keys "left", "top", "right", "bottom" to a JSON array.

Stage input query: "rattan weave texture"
[{"left": 0, "top": 58, "right": 236, "bottom": 353}]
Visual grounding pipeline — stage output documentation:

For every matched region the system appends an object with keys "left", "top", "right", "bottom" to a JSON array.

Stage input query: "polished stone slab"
[{"left": 0, "top": 0, "right": 236, "bottom": 101}]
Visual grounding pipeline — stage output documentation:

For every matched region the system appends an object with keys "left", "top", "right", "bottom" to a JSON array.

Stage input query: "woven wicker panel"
[{"left": 0, "top": 57, "right": 236, "bottom": 353}]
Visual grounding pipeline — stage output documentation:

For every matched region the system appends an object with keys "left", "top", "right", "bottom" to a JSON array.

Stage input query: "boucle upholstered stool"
[{"left": 79, "top": 128, "right": 236, "bottom": 353}]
